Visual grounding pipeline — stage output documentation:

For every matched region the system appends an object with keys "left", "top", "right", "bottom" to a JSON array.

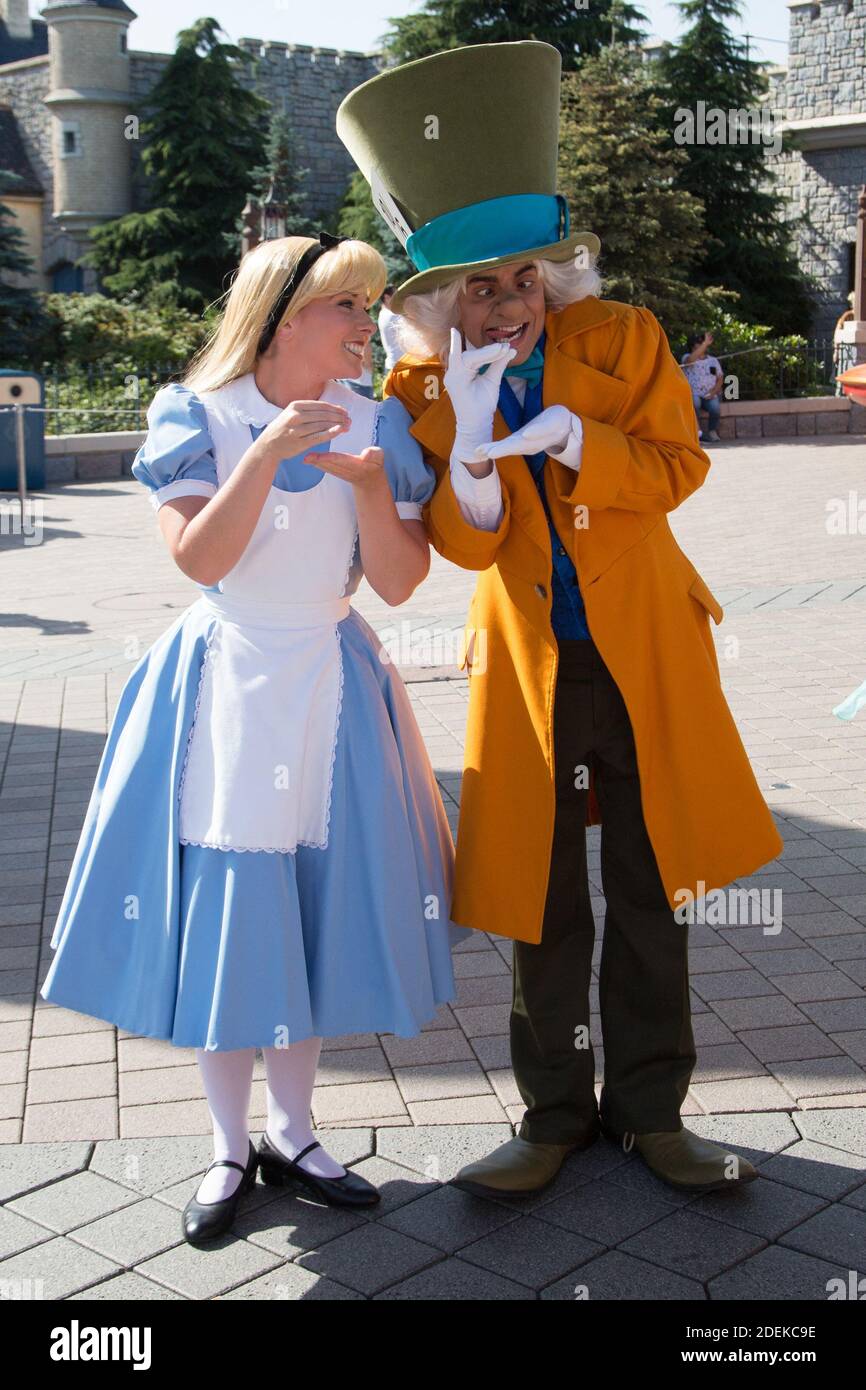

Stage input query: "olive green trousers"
[{"left": 511, "top": 638, "right": 697, "bottom": 1143}]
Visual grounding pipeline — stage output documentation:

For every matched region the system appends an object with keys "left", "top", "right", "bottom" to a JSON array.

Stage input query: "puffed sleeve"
[
  {"left": 131, "top": 382, "right": 219, "bottom": 511},
  {"left": 373, "top": 395, "right": 435, "bottom": 520}
]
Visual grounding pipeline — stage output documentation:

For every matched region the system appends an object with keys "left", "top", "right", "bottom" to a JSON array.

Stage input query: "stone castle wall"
[
  {"left": 128, "top": 42, "right": 382, "bottom": 222},
  {"left": 768, "top": 0, "right": 866, "bottom": 335},
  {"left": 785, "top": 0, "right": 866, "bottom": 119},
  {"left": 0, "top": 58, "right": 91, "bottom": 286},
  {"left": 1, "top": 39, "right": 382, "bottom": 288}
]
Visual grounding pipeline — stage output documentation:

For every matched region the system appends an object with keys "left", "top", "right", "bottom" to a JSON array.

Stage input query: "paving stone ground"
[{"left": 1, "top": 434, "right": 866, "bottom": 1299}]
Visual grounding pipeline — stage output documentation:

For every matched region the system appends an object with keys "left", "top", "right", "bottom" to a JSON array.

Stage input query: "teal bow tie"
[{"left": 504, "top": 340, "right": 545, "bottom": 389}]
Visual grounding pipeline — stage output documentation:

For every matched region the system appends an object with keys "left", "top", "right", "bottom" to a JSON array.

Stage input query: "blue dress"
[{"left": 41, "top": 378, "right": 472, "bottom": 1050}]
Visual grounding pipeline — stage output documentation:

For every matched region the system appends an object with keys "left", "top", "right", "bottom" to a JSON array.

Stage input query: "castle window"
[
  {"left": 60, "top": 122, "right": 82, "bottom": 158},
  {"left": 120, "top": 33, "right": 127, "bottom": 54},
  {"left": 51, "top": 262, "right": 84, "bottom": 293}
]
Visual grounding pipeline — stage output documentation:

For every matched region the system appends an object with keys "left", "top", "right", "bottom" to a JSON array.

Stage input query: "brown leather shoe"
[
  {"left": 601, "top": 1120, "right": 758, "bottom": 1193},
  {"left": 452, "top": 1130, "right": 598, "bottom": 1195}
]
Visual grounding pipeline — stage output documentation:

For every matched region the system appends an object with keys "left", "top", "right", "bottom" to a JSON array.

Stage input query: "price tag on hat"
[{"left": 370, "top": 170, "right": 413, "bottom": 248}]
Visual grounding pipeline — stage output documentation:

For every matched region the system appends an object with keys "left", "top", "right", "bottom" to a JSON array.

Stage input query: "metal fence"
[
  {"left": 704, "top": 338, "right": 846, "bottom": 402},
  {"left": 38, "top": 361, "right": 187, "bottom": 434}
]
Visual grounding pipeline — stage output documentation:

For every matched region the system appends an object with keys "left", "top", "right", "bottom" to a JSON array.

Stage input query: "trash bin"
[{"left": 0, "top": 371, "right": 45, "bottom": 491}]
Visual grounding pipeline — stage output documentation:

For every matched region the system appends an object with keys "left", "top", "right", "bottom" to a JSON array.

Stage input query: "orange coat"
[{"left": 384, "top": 295, "right": 783, "bottom": 944}]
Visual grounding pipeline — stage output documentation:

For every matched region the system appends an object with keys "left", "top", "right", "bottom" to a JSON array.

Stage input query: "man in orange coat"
[{"left": 337, "top": 40, "right": 783, "bottom": 1196}]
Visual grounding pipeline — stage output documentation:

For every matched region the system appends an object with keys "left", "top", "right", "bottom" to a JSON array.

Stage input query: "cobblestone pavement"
[{"left": 1, "top": 435, "right": 865, "bottom": 1299}]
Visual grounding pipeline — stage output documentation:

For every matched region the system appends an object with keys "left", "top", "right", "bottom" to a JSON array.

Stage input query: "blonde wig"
[
  {"left": 393, "top": 253, "right": 603, "bottom": 363},
  {"left": 182, "top": 236, "right": 388, "bottom": 394}
]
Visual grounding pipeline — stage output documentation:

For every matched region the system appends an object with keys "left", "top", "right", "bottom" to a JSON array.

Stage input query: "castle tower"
[
  {"left": 1, "top": 0, "right": 34, "bottom": 39},
  {"left": 40, "top": 0, "right": 136, "bottom": 249}
]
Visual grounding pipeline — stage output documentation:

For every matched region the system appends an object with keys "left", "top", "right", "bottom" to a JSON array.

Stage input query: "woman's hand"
[
  {"left": 257, "top": 399, "right": 351, "bottom": 461},
  {"left": 157, "top": 406, "right": 349, "bottom": 589},
  {"left": 306, "top": 446, "right": 428, "bottom": 605},
  {"left": 306, "top": 444, "right": 388, "bottom": 494}
]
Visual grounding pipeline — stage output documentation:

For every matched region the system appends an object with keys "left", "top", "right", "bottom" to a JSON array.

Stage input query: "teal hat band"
[{"left": 405, "top": 193, "right": 570, "bottom": 274}]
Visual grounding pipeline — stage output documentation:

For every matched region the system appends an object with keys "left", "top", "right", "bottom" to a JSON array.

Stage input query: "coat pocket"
[
  {"left": 552, "top": 355, "right": 632, "bottom": 425},
  {"left": 689, "top": 572, "right": 724, "bottom": 624}
]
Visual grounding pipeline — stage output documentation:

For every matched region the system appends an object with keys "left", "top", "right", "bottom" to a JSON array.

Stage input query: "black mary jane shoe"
[
  {"left": 257, "top": 1131, "right": 380, "bottom": 1208},
  {"left": 182, "top": 1140, "right": 259, "bottom": 1245}
]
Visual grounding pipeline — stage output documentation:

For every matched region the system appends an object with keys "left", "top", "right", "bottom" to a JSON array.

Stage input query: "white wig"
[{"left": 392, "top": 253, "right": 603, "bottom": 362}]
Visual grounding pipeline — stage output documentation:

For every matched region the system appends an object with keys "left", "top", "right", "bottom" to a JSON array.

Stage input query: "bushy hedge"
[{"left": 31, "top": 292, "right": 213, "bottom": 369}]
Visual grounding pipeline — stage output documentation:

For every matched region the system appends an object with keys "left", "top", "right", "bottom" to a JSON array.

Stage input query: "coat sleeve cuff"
[
  {"left": 449, "top": 448, "right": 505, "bottom": 530},
  {"left": 150, "top": 479, "right": 218, "bottom": 511},
  {"left": 427, "top": 465, "right": 511, "bottom": 567},
  {"left": 552, "top": 416, "right": 630, "bottom": 510}
]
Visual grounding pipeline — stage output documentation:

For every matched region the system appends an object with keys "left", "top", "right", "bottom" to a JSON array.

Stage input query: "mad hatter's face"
[{"left": 456, "top": 260, "right": 546, "bottom": 364}]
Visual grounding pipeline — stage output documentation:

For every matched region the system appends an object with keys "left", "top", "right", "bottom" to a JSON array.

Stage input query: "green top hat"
[{"left": 336, "top": 40, "right": 600, "bottom": 314}]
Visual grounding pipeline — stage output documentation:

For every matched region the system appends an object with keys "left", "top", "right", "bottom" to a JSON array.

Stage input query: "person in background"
[
  {"left": 681, "top": 330, "right": 724, "bottom": 442},
  {"left": 378, "top": 285, "right": 404, "bottom": 370}
]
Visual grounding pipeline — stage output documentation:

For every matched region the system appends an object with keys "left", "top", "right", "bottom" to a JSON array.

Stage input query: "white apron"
[{"left": 177, "top": 376, "right": 376, "bottom": 853}]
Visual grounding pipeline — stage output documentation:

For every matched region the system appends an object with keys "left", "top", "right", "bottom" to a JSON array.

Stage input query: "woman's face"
[
  {"left": 456, "top": 260, "right": 546, "bottom": 364},
  {"left": 283, "top": 290, "right": 376, "bottom": 378}
]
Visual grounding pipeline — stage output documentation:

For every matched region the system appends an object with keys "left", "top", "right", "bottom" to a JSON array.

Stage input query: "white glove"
[
  {"left": 470, "top": 404, "right": 578, "bottom": 463},
  {"left": 443, "top": 326, "right": 516, "bottom": 463}
]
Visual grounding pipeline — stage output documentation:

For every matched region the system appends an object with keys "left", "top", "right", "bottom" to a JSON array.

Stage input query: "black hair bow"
[{"left": 258, "top": 231, "right": 349, "bottom": 355}]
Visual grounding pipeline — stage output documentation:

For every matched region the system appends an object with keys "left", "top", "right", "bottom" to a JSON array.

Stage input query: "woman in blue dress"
[{"left": 41, "top": 231, "right": 471, "bottom": 1243}]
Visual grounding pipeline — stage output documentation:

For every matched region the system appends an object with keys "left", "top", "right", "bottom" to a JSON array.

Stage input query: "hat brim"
[{"left": 388, "top": 231, "right": 600, "bottom": 313}]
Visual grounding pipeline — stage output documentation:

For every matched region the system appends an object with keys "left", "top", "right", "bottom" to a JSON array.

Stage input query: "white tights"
[{"left": 194, "top": 1036, "right": 345, "bottom": 1202}]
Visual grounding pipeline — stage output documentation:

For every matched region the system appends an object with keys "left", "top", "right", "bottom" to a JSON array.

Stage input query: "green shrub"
[
  {"left": 672, "top": 312, "right": 833, "bottom": 400},
  {"left": 30, "top": 292, "right": 211, "bottom": 369}
]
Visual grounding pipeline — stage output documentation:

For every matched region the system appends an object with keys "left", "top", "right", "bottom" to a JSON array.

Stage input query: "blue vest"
[{"left": 497, "top": 335, "right": 590, "bottom": 641}]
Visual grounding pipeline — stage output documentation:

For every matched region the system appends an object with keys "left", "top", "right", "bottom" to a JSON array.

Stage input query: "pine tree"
[
  {"left": 241, "top": 109, "right": 317, "bottom": 251},
  {"left": 382, "top": 0, "right": 647, "bottom": 70},
  {"left": 655, "top": 0, "right": 814, "bottom": 333},
  {"left": 558, "top": 44, "right": 727, "bottom": 336},
  {"left": 81, "top": 18, "right": 269, "bottom": 311},
  {"left": 0, "top": 171, "right": 46, "bottom": 366}
]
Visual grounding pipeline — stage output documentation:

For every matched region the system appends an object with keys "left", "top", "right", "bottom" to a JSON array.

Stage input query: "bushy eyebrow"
[{"left": 467, "top": 263, "right": 536, "bottom": 285}]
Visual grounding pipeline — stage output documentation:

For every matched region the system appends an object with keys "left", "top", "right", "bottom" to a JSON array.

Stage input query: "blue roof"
[
  {"left": 0, "top": 105, "right": 44, "bottom": 195},
  {"left": 1, "top": 3, "right": 136, "bottom": 67},
  {"left": 0, "top": 17, "right": 49, "bottom": 65}
]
